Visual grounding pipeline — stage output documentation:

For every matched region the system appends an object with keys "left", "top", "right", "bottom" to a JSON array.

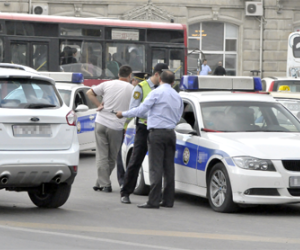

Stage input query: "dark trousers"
[
  {"left": 116, "top": 135, "right": 125, "bottom": 187},
  {"left": 147, "top": 129, "right": 176, "bottom": 207},
  {"left": 120, "top": 123, "right": 148, "bottom": 197}
]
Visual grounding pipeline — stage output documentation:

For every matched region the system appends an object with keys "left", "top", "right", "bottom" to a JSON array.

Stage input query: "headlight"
[{"left": 232, "top": 157, "right": 276, "bottom": 171}]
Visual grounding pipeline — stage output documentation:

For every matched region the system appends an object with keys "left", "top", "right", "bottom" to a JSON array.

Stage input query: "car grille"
[
  {"left": 287, "top": 188, "right": 300, "bottom": 196},
  {"left": 282, "top": 160, "right": 300, "bottom": 171}
]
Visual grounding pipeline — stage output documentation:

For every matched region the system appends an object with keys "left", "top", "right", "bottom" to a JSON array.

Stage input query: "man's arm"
[
  {"left": 86, "top": 89, "right": 103, "bottom": 111},
  {"left": 116, "top": 90, "right": 156, "bottom": 119}
]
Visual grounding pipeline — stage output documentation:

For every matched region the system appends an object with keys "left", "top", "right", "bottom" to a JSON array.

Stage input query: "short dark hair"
[
  {"left": 160, "top": 70, "right": 175, "bottom": 84},
  {"left": 203, "top": 59, "right": 207, "bottom": 62},
  {"left": 119, "top": 65, "right": 132, "bottom": 77}
]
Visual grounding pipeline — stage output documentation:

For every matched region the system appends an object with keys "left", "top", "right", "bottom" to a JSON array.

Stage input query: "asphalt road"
[{"left": 1, "top": 152, "right": 300, "bottom": 250}]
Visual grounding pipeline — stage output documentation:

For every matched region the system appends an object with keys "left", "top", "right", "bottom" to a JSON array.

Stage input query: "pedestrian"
[
  {"left": 199, "top": 59, "right": 212, "bottom": 75},
  {"left": 86, "top": 65, "right": 134, "bottom": 193},
  {"left": 213, "top": 61, "right": 226, "bottom": 76},
  {"left": 116, "top": 70, "right": 183, "bottom": 209},
  {"left": 117, "top": 63, "right": 169, "bottom": 204},
  {"left": 116, "top": 72, "right": 150, "bottom": 188}
]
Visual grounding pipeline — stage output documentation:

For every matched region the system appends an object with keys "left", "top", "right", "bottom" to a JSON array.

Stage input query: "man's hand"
[
  {"left": 97, "top": 102, "right": 104, "bottom": 111},
  {"left": 116, "top": 111, "right": 123, "bottom": 119}
]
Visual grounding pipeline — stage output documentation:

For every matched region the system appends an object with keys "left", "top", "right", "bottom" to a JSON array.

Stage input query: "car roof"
[
  {"left": 263, "top": 77, "right": 300, "bottom": 81},
  {"left": 179, "top": 91, "right": 276, "bottom": 103},
  {"left": 270, "top": 92, "right": 300, "bottom": 99},
  {"left": 55, "top": 82, "right": 89, "bottom": 91},
  {"left": 0, "top": 67, "right": 55, "bottom": 85}
]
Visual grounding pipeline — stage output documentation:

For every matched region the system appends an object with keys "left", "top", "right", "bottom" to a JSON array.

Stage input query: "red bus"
[{"left": 0, "top": 13, "right": 187, "bottom": 86}]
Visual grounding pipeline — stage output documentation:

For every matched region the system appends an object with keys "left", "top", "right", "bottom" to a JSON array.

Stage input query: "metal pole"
[
  {"left": 29, "top": 0, "right": 32, "bottom": 14},
  {"left": 259, "top": 0, "right": 264, "bottom": 77}
]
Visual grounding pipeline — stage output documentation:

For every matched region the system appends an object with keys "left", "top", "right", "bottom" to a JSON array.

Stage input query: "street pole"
[
  {"left": 29, "top": 0, "right": 32, "bottom": 14},
  {"left": 259, "top": 0, "right": 264, "bottom": 78}
]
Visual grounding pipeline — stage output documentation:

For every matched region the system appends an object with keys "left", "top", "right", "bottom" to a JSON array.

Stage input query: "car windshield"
[
  {"left": 57, "top": 89, "right": 71, "bottom": 107},
  {"left": 201, "top": 101, "right": 300, "bottom": 132},
  {"left": 0, "top": 79, "right": 61, "bottom": 109}
]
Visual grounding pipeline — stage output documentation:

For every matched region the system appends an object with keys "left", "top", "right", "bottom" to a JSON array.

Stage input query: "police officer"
[
  {"left": 117, "top": 70, "right": 183, "bottom": 208},
  {"left": 119, "top": 63, "right": 169, "bottom": 204},
  {"left": 117, "top": 72, "right": 150, "bottom": 188}
]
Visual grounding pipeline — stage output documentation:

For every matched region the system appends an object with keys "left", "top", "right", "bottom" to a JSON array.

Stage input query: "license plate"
[
  {"left": 289, "top": 176, "right": 300, "bottom": 187},
  {"left": 12, "top": 125, "right": 52, "bottom": 137}
]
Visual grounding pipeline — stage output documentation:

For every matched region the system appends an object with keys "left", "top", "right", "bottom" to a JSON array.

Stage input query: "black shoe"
[
  {"left": 93, "top": 186, "right": 103, "bottom": 191},
  {"left": 102, "top": 186, "right": 112, "bottom": 193},
  {"left": 120, "top": 196, "right": 131, "bottom": 204},
  {"left": 137, "top": 203, "right": 159, "bottom": 209},
  {"left": 159, "top": 202, "right": 173, "bottom": 208}
]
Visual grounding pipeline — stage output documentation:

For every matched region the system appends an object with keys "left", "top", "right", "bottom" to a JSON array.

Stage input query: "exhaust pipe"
[
  {"left": 0, "top": 176, "right": 9, "bottom": 185},
  {"left": 52, "top": 176, "right": 61, "bottom": 184}
]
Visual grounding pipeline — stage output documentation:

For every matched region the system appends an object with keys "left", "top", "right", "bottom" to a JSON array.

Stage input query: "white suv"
[{"left": 0, "top": 64, "right": 79, "bottom": 208}]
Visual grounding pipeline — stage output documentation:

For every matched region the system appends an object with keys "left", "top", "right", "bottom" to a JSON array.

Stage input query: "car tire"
[
  {"left": 28, "top": 183, "right": 71, "bottom": 208},
  {"left": 133, "top": 167, "right": 150, "bottom": 195},
  {"left": 207, "top": 163, "right": 239, "bottom": 213}
]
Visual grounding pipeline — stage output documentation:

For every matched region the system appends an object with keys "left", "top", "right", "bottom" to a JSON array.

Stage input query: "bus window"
[
  {"left": 59, "top": 41, "right": 102, "bottom": 78},
  {"left": 105, "top": 43, "right": 145, "bottom": 78},
  {"left": 293, "top": 37, "right": 300, "bottom": 58},
  {"left": 0, "top": 39, "right": 3, "bottom": 62},
  {"left": 11, "top": 43, "right": 27, "bottom": 66},
  {"left": 169, "top": 49, "right": 183, "bottom": 80},
  {"left": 152, "top": 49, "right": 166, "bottom": 71},
  {"left": 33, "top": 44, "right": 48, "bottom": 71}
]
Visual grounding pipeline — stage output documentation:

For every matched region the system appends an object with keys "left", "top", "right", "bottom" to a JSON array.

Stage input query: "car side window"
[
  {"left": 74, "top": 90, "right": 88, "bottom": 109},
  {"left": 181, "top": 101, "right": 199, "bottom": 135}
]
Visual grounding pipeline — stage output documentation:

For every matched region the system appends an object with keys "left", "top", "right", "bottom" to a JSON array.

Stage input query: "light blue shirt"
[
  {"left": 123, "top": 84, "right": 183, "bottom": 130},
  {"left": 129, "top": 78, "right": 155, "bottom": 120},
  {"left": 200, "top": 64, "right": 212, "bottom": 75}
]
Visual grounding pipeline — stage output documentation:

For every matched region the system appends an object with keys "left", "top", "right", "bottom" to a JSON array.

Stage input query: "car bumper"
[
  {"left": 0, "top": 142, "right": 79, "bottom": 187},
  {"left": 228, "top": 160, "right": 300, "bottom": 204}
]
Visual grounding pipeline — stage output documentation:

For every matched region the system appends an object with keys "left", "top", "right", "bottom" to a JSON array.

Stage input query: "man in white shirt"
[
  {"left": 87, "top": 65, "right": 134, "bottom": 192},
  {"left": 199, "top": 59, "right": 212, "bottom": 75}
]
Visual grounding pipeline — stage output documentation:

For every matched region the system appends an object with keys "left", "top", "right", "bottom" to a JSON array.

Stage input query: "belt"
[{"left": 149, "top": 128, "right": 174, "bottom": 132}]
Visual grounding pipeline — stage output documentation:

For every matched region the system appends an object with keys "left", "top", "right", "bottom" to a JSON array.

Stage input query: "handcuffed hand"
[
  {"left": 116, "top": 111, "right": 123, "bottom": 118},
  {"left": 97, "top": 102, "right": 104, "bottom": 111}
]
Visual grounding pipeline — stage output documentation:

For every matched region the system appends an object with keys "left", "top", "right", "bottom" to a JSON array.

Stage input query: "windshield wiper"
[{"left": 25, "top": 103, "right": 57, "bottom": 109}]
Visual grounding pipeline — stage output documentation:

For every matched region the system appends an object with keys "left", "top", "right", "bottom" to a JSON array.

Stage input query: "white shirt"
[{"left": 92, "top": 79, "right": 134, "bottom": 130}]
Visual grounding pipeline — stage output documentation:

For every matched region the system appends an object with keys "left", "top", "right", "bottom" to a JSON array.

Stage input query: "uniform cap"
[
  {"left": 153, "top": 63, "right": 169, "bottom": 74},
  {"left": 132, "top": 72, "right": 150, "bottom": 81}
]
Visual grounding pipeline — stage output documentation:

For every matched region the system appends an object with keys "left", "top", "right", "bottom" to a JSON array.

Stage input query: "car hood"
[{"left": 206, "top": 132, "right": 300, "bottom": 160}]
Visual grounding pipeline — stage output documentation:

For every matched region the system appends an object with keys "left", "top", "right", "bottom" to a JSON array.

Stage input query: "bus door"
[
  {"left": 150, "top": 47, "right": 184, "bottom": 89},
  {"left": 7, "top": 39, "right": 51, "bottom": 71}
]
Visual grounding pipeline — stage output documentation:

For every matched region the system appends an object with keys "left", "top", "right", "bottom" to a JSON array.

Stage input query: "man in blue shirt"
[
  {"left": 199, "top": 59, "right": 212, "bottom": 75},
  {"left": 116, "top": 70, "right": 183, "bottom": 208}
]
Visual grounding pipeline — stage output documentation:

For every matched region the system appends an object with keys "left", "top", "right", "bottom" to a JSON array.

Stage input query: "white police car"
[
  {"left": 0, "top": 64, "right": 79, "bottom": 208},
  {"left": 122, "top": 75, "right": 300, "bottom": 212},
  {"left": 39, "top": 72, "right": 98, "bottom": 151}
]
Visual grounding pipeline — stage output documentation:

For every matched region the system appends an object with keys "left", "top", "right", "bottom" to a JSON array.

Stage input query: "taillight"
[
  {"left": 268, "top": 81, "right": 275, "bottom": 91},
  {"left": 72, "top": 166, "right": 78, "bottom": 173},
  {"left": 66, "top": 110, "right": 77, "bottom": 126}
]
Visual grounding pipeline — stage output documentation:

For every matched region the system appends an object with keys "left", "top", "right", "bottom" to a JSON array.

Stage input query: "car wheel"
[
  {"left": 133, "top": 167, "right": 150, "bottom": 195},
  {"left": 207, "top": 163, "right": 238, "bottom": 213},
  {"left": 28, "top": 183, "right": 71, "bottom": 208}
]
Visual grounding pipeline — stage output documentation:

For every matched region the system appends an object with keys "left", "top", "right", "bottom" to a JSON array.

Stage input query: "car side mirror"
[
  {"left": 75, "top": 104, "right": 89, "bottom": 112},
  {"left": 175, "top": 123, "right": 197, "bottom": 135}
]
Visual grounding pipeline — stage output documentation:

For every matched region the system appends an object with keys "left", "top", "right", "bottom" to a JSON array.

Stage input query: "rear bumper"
[{"left": 0, "top": 143, "right": 79, "bottom": 187}]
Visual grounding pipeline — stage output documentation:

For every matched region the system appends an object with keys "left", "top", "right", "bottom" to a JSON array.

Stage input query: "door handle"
[{"left": 89, "top": 115, "right": 95, "bottom": 120}]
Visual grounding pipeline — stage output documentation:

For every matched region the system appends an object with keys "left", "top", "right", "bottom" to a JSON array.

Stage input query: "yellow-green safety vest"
[{"left": 138, "top": 80, "right": 152, "bottom": 125}]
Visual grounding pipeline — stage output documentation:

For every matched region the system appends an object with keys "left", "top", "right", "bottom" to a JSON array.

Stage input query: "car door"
[
  {"left": 73, "top": 88, "right": 97, "bottom": 148},
  {"left": 175, "top": 99, "right": 200, "bottom": 186}
]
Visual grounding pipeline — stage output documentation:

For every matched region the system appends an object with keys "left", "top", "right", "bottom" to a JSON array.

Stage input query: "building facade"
[{"left": 0, "top": 0, "right": 299, "bottom": 77}]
